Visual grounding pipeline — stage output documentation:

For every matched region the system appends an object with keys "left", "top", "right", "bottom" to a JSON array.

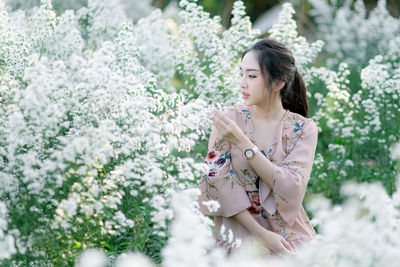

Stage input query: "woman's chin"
[
  {"left": 243, "top": 99, "right": 254, "bottom": 106},
  {"left": 242, "top": 98, "right": 251, "bottom": 104}
]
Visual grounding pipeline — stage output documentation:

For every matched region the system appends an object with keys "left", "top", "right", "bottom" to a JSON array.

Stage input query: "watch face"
[{"left": 245, "top": 149, "right": 253, "bottom": 158}]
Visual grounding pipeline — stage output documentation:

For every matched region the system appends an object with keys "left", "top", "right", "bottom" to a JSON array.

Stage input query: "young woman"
[{"left": 197, "top": 39, "right": 318, "bottom": 256}]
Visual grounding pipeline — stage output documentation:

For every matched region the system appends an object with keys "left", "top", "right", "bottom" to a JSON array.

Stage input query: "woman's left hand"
[{"left": 211, "top": 110, "right": 247, "bottom": 146}]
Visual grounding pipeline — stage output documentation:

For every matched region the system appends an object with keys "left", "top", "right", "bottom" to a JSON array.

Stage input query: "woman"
[{"left": 197, "top": 39, "right": 318, "bottom": 256}]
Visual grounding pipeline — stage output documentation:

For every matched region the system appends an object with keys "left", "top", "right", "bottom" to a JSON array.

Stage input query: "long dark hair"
[{"left": 241, "top": 39, "right": 308, "bottom": 117}]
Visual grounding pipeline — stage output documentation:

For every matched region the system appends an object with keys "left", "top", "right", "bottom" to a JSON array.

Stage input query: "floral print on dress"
[
  {"left": 200, "top": 140, "right": 242, "bottom": 200},
  {"left": 227, "top": 169, "right": 242, "bottom": 187},
  {"left": 279, "top": 160, "right": 303, "bottom": 175},
  {"left": 240, "top": 168, "right": 258, "bottom": 188},
  {"left": 260, "top": 149, "right": 271, "bottom": 157},
  {"left": 293, "top": 121, "right": 305, "bottom": 133},
  {"left": 206, "top": 149, "right": 218, "bottom": 162},
  {"left": 270, "top": 213, "right": 298, "bottom": 240},
  {"left": 283, "top": 115, "right": 309, "bottom": 154},
  {"left": 247, "top": 191, "right": 261, "bottom": 217},
  {"left": 246, "top": 191, "right": 269, "bottom": 219},
  {"left": 204, "top": 149, "right": 230, "bottom": 177},
  {"left": 237, "top": 109, "right": 251, "bottom": 120},
  {"left": 215, "top": 157, "right": 227, "bottom": 167}
]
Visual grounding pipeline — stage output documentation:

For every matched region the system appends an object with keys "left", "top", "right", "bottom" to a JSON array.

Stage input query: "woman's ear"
[{"left": 273, "top": 80, "right": 285, "bottom": 91}]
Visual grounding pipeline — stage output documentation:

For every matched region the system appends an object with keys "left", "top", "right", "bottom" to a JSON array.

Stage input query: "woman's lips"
[{"left": 242, "top": 92, "right": 249, "bottom": 99}]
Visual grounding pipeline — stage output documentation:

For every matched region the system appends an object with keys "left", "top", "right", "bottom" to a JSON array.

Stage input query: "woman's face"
[{"left": 239, "top": 51, "right": 271, "bottom": 107}]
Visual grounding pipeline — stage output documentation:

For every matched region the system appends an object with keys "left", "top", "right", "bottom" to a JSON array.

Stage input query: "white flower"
[
  {"left": 0, "top": 235, "right": 16, "bottom": 260},
  {"left": 77, "top": 249, "right": 107, "bottom": 267},
  {"left": 201, "top": 200, "right": 220, "bottom": 213},
  {"left": 115, "top": 252, "right": 155, "bottom": 267},
  {"left": 391, "top": 142, "right": 400, "bottom": 160}
]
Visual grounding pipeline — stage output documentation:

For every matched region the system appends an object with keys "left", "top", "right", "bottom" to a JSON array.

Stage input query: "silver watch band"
[{"left": 251, "top": 145, "right": 259, "bottom": 155}]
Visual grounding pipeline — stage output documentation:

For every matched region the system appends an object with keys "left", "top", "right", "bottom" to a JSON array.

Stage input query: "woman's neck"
[{"left": 249, "top": 102, "right": 286, "bottom": 122}]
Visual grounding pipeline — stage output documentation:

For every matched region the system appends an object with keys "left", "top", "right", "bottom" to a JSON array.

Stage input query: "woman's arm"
[
  {"left": 237, "top": 120, "right": 318, "bottom": 225},
  {"left": 236, "top": 137, "right": 275, "bottom": 188},
  {"left": 212, "top": 110, "right": 317, "bottom": 192},
  {"left": 211, "top": 110, "right": 276, "bottom": 188},
  {"left": 212, "top": 110, "right": 318, "bottom": 225},
  {"left": 197, "top": 109, "right": 252, "bottom": 217}
]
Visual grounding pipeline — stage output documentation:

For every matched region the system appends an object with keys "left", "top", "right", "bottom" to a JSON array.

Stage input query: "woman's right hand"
[{"left": 257, "top": 229, "right": 295, "bottom": 255}]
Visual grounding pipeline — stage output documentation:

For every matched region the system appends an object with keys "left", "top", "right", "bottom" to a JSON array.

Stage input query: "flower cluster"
[
  {"left": 0, "top": 0, "right": 215, "bottom": 264},
  {"left": 0, "top": 202, "right": 16, "bottom": 260},
  {"left": 268, "top": 3, "right": 324, "bottom": 71},
  {"left": 77, "top": 175, "right": 400, "bottom": 267},
  {"left": 174, "top": 0, "right": 259, "bottom": 105},
  {"left": 309, "top": 0, "right": 400, "bottom": 70}
]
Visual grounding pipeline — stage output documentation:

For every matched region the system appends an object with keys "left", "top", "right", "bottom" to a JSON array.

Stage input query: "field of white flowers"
[{"left": 0, "top": 0, "right": 399, "bottom": 266}]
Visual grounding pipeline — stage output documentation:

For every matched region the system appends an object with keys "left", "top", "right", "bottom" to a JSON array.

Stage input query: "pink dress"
[{"left": 197, "top": 104, "right": 318, "bottom": 255}]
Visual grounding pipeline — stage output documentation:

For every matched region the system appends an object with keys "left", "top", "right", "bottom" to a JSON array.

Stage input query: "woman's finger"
[
  {"left": 217, "top": 111, "right": 233, "bottom": 126},
  {"left": 213, "top": 112, "right": 229, "bottom": 129},
  {"left": 281, "top": 239, "right": 295, "bottom": 254},
  {"left": 212, "top": 115, "right": 222, "bottom": 127},
  {"left": 213, "top": 110, "right": 228, "bottom": 124},
  {"left": 212, "top": 117, "right": 227, "bottom": 135}
]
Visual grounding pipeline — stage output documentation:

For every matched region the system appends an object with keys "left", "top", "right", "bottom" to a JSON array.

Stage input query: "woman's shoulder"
[
  {"left": 283, "top": 111, "right": 318, "bottom": 152},
  {"left": 284, "top": 110, "right": 317, "bottom": 135}
]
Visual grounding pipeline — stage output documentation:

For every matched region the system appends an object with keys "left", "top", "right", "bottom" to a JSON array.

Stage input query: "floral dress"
[{"left": 197, "top": 104, "right": 318, "bottom": 255}]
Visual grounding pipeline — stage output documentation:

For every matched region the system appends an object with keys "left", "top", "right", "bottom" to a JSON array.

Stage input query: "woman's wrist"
[
  {"left": 233, "top": 209, "right": 264, "bottom": 236},
  {"left": 252, "top": 223, "right": 270, "bottom": 237}
]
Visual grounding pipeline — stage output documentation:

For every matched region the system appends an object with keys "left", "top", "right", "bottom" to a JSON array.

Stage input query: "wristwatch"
[{"left": 243, "top": 145, "right": 259, "bottom": 160}]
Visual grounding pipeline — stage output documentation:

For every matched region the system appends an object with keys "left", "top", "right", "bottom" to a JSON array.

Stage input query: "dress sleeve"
[
  {"left": 270, "top": 119, "right": 318, "bottom": 226},
  {"left": 196, "top": 111, "right": 252, "bottom": 217}
]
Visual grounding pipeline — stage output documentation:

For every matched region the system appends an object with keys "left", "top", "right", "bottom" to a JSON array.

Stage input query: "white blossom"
[
  {"left": 115, "top": 252, "right": 155, "bottom": 267},
  {"left": 201, "top": 200, "right": 220, "bottom": 213},
  {"left": 77, "top": 249, "right": 108, "bottom": 267}
]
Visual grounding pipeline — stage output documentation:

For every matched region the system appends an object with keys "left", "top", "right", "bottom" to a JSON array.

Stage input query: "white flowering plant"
[
  {"left": 296, "top": 0, "right": 400, "bottom": 203},
  {"left": 173, "top": 0, "right": 259, "bottom": 105},
  {"left": 308, "top": 0, "right": 400, "bottom": 71},
  {"left": 0, "top": 0, "right": 262, "bottom": 265},
  {"left": 265, "top": 0, "right": 400, "bottom": 204},
  {"left": 0, "top": 0, "right": 212, "bottom": 265}
]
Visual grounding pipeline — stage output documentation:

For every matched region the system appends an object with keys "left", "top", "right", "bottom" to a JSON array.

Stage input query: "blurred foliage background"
[{"left": 153, "top": 0, "right": 400, "bottom": 34}]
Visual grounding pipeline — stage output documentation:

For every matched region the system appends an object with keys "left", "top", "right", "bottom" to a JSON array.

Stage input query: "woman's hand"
[
  {"left": 232, "top": 207, "right": 294, "bottom": 256},
  {"left": 211, "top": 110, "right": 247, "bottom": 146},
  {"left": 257, "top": 228, "right": 295, "bottom": 255}
]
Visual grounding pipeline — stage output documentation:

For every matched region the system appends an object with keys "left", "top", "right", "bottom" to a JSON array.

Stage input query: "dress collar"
[{"left": 241, "top": 105, "right": 289, "bottom": 156}]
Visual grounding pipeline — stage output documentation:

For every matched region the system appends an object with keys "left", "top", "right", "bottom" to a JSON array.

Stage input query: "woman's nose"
[{"left": 240, "top": 77, "right": 247, "bottom": 88}]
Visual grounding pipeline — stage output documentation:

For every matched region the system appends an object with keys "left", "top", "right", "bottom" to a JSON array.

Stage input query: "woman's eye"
[{"left": 249, "top": 75, "right": 257, "bottom": 79}]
